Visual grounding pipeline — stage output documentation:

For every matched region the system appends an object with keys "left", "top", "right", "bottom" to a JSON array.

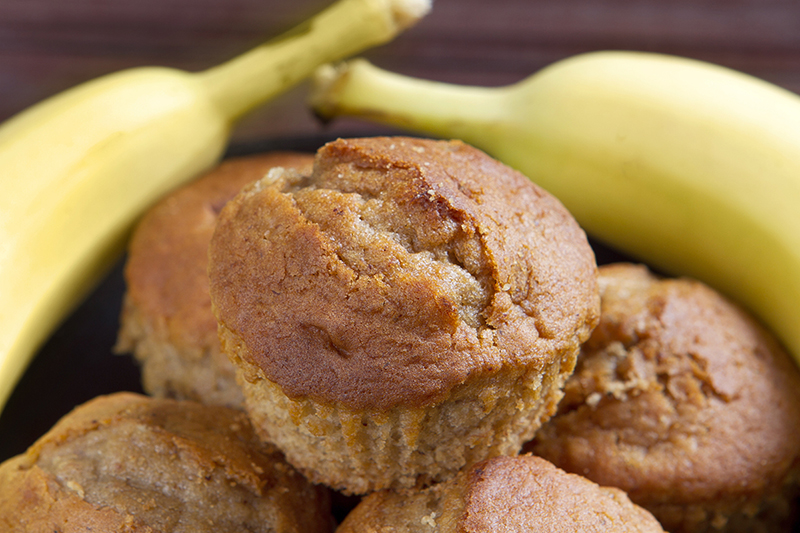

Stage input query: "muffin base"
[
  {"left": 116, "top": 295, "right": 244, "bottom": 408},
  {"left": 227, "top": 330, "right": 578, "bottom": 495}
]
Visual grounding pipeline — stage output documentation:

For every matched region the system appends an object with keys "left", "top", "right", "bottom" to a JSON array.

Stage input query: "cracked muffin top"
[
  {"left": 208, "top": 137, "right": 599, "bottom": 410},
  {"left": 0, "top": 393, "right": 334, "bottom": 533},
  {"left": 529, "top": 263, "right": 800, "bottom": 512},
  {"left": 457, "top": 455, "right": 664, "bottom": 532},
  {"left": 337, "top": 454, "right": 665, "bottom": 532}
]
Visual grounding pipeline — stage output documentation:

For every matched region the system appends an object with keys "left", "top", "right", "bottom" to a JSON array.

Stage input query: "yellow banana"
[
  {"left": 0, "top": 0, "right": 431, "bottom": 414},
  {"left": 311, "top": 53, "right": 800, "bottom": 367}
]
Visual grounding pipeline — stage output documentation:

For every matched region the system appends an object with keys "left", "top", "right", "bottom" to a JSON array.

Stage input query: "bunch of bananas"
[
  {"left": 311, "top": 54, "right": 800, "bottom": 371},
  {"left": 0, "top": 0, "right": 432, "bottom": 413}
]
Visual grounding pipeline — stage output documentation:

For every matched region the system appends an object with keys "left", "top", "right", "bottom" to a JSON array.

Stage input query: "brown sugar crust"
[
  {"left": 209, "top": 137, "right": 599, "bottom": 411},
  {"left": 337, "top": 454, "right": 665, "bottom": 532},
  {"left": 528, "top": 263, "right": 800, "bottom": 532},
  {"left": 116, "top": 153, "right": 314, "bottom": 405},
  {"left": 0, "top": 392, "right": 334, "bottom": 533},
  {"left": 461, "top": 455, "right": 665, "bottom": 532}
]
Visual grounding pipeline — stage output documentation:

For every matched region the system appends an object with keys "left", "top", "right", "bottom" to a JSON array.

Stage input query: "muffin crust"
[
  {"left": 116, "top": 152, "right": 314, "bottom": 407},
  {"left": 528, "top": 263, "right": 800, "bottom": 532},
  {"left": 209, "top": 137, "right": 599, "bottom": 411},
  {"left": 337, "top": 454, "right": 666, "bottom": 532},
  {"left": 0, "top": 393, "right": 334, "bottom": 533}
]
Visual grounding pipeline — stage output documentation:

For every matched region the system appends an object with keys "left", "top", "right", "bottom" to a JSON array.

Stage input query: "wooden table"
[{"left": 2, "top": 0, "right": 799, "bottom": 144}]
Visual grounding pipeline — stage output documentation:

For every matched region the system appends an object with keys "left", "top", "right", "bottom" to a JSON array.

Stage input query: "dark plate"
[{"left": 0, "top": 134, "right": 633, "bottom": 463}]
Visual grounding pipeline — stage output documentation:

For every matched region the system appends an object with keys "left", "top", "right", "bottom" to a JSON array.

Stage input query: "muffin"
[
  {"left": 116, "top": 152, "right": 314, "bottom": 408},
  {"left": 337, "top": 454, "right": 666, "bottom": 532},
  {"left": 0, "top": 392, "right": 334, "bottom": 533},
  {"left": 527, "top": 263, "right": 800, "bottom": 533},
  {"left": 208, "top": 136, "right": 600, "bottom": 494}
]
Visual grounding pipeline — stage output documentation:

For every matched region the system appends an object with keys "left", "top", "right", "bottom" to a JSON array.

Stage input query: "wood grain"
[{"left": 1, "top": 0, "right": 799, "bottom": 142}]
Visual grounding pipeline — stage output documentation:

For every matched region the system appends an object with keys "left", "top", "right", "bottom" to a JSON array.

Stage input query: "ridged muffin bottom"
[{"left": 227, "top": 333, "right": 578, "bottom": 496}]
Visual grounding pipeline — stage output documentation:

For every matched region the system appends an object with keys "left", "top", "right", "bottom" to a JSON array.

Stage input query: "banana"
[
  {"left": 0, "top": 0, "right": 431, "bottom": 414},
  {"left": 311, "top": 53, "right": 800, "bottom": 367}
]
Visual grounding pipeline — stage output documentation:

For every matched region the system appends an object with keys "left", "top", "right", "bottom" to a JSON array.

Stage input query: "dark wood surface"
[{"left": 2, "top": 0, "right": 800, "bottom": 143}]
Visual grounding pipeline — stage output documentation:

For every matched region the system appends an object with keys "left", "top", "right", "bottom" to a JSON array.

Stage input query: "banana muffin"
[
  {"left": 208, "top": 136, "right": 600, "bottom": 494},
  {"left": 527, "top": 263, "right": 800, "bottom": 533},
  {"left": 337, "top": 454, "right": 666, "bottom": 532},
  {"left": 0, "top": 392, "right": 334, "bottom": 533},
  {"left": 116, "top": 152, "right": 314, "bottom": 408}
]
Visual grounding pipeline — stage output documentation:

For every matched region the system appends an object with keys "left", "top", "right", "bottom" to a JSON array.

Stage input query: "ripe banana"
[
  {"left": 0, "top": 0, "right": 431, "bottom": 414},
  {"left": 311, "top": 53, "right": 800, "bottom": 368}
]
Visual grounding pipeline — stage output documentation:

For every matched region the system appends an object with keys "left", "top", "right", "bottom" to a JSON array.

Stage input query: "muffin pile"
[
  {"left": 207, "top": 137, "right": 600, "bottom": 495},
  {"left": 2, "top": 136, "right": 800, "bottom": 532}
]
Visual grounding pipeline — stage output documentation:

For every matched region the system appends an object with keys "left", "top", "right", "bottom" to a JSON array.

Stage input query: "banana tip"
[
  {"left": 389, "top": 0, "right": 432, "bottom": 30},
  {"left": 310, "top": 62, "right": 352, "bottom": 119}
]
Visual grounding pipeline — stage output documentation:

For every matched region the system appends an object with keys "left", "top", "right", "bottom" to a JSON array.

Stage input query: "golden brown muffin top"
[
  {"left": 209, "top": 137, "right": 599, "bottom": 410},
  {"left": 460, "top": 455, "right": 666, "bottom": 532},
  {"left": 337, "top": 454, "right": 665, "bottom": 532},
  {"left": 530, "top": 263, "right": 800, "bottom": 508},
  {"left": 123, "top": 152, "right": 314, "bottom": 352},
  {"left": 0, "top": 392, "right": 334, "bottom": 533}
]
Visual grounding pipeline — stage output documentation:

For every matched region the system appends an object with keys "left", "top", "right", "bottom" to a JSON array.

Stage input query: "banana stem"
[
  {"left": 311, "top": 59, "right": 508, "bottom": 143},
  {"left": 198, "top": 0, "right": 430, "bottom": 123}
]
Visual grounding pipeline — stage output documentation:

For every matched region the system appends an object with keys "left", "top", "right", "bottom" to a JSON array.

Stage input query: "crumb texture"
[
  {"left": 226, "top": 343, "right": 572, "bottom": 494},
  {"left": 0, "top": 393, "right": 334, "bottom": 533},
  {"left": 336, "top": 455, "right": 665, "bottom": 532},
  {"left": 209, "top": 137, "right": 599, "bottom": 410},
  {"left": 529, "top": 263, "right": 800, "bottom": 532},
  {"left": 116, "top": 152, "right": 313, "bottom": 408}
]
